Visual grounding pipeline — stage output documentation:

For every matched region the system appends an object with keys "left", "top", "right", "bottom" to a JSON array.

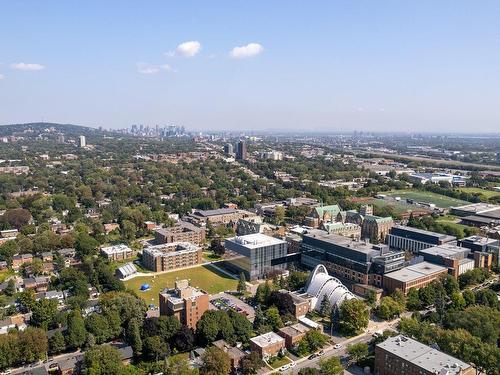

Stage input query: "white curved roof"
[{"left": 305, "top": 265, "right": 355, "bottom": 311}]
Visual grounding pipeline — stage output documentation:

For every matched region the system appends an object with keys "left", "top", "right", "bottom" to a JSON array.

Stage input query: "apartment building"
[
  {"left": 100, "top": 244, "right": 134, "bottom": 261},
  {"left": 154, "top": 221, "right": 205, "bottom": 245},
  {"left": 159, "top": 279, "right": 209, "bottom": 329},
  {"left": 142, "top": 242, "right": 201, "bottom": 272}
]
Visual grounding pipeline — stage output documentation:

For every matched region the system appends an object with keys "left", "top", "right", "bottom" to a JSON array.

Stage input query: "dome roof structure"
[{"left": 305, "top": 264, "right": 355, "bottom": 311}]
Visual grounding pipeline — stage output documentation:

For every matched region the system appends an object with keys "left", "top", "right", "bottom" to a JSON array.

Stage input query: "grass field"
[
  {"left": 435, "top": 215, "right": 473, "bottom": 233},
  {"left": 385, "top": 190, "right": 469, "bottom": 208},
  {"left": 268, "top": 356, "right": 291, "bottom": 369},
  {"left": 457, "top": 187, "right": 500, "bottom": 199},
  {"left": 124, "top": 264, "right": 238, "bottom": 304}
]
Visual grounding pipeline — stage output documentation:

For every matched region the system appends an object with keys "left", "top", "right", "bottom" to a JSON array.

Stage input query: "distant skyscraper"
[
  {"left": 78, "top": 135, "right": 86, "bottom": 148},
  {"left": 224, "top": 143, "right": 234, "bottom": 155},
  {"left": 236, "top": 140, "right": 247, "bottom": 160}
]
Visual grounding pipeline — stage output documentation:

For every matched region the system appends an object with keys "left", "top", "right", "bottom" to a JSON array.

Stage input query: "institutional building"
[
  {"left": 387, "top": 225, "right": 456, "bottom": 253},
  {"left": 361, "top": 215, "right": 394, "bottom": 243},
  {"left": 374, "top": 335, "right": 473, "bottom": 375},
  {"left": 159, "top": 279, "right": 209, "bottom": 329},
  {"left": 224, "top": 233, "right": 288, "bottom": 280},
  {"left": 419, "top": 244, "right": 474, "bottom": 277},
  {"left": 142, "top": 242, "right": 201, "bottom": 272},
  {"left": 154, "top": 221, "right": 205, "bottom": 245},
  {"left": 459, "top": 235, "right": 499, "bottom": 266},
  {"left": 301, "top": 230, "right": 405, "bottom": 287},
  {"left": 188, "top": 208, "right": 252, "bottom": 227},
  {"left": 100, "top": 244, "right": 134, "bottom": 261},
  {"left": 383, "top": 261, "right": 448, "bottom": 294}
]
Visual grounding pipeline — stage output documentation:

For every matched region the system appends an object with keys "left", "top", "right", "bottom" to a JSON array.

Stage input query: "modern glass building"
[{"left": 224, "top": 233, "right": 288, "bottom": 280}]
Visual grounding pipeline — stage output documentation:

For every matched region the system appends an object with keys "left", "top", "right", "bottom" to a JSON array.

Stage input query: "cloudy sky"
[{"left": 1, "top": 1, "right": 499, "bottom": 132}]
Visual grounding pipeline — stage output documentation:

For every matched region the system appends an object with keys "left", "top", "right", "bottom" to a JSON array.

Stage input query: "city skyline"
[{"left": 1, "top": 1, "right": 500, "bottom": 132}]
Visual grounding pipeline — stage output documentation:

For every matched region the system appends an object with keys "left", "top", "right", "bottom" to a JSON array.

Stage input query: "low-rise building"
[
  {"left": 387, "top": 225, "right": 457, "bottom": 253},
  {"left": 278, "top": 323, "right": 311, "bottom": 350},
  {"left": 188, "top": 208, "right": 253, "bottom": 227},
  {"left": 142, "top": 242, "right": 201, "bottom": 272},
  {"left": 374, "top": 335, "right": 473, "bottom": 375},
  {"left": 383, "top": 261, "right": 448, "bottom": 294},
  {"left": 212, "top": 340, "right": 246, "bottom": 370},
  {"left": 361, "top": 215, "right": 394, "bottom": 243},
  {"left": 419, "top": 243, "right": 474, "bottom": 277},
  {"left": 154, "top": 221, "right": 205, "bottom": 245},
  {"left": 12, "top": 253, "right": 33, "bottom": 270},
  {"left": 159, "top": 279, "right": 209, "bottom": 329},
  {"left": 100, "top": 244, "right": 134, "bottom": 261},
  {"left": 116, "top": 263, "right": 138, "bottom": 279},
  {"left": 250, "top": 331, "right": 286, "bottom": 359}
]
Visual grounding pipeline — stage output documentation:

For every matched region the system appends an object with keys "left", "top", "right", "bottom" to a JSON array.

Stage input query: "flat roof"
[
  {"left": 377, "top": 335, "right": 471, "bottom": 374},
  {"left": 303, "top": 230, "right": 381, "bottom": 255},
  {"left": 392, "top": 225, "right": 456, "bottom": 242},
  {"left": 101, "top": 244, "right": 132, "bottom": 255},
  {"left": 419, "top": 244, "right": 469, "bottom": 259},
  {"left": 461, "top": 215, "right": 499, "bottom": 224},
  {"left": 226, "top": 233, "right": 286, "bottom": 249},
  {"left": 451, "top": 202, "right": 499, "bottom": 214},
  {"left": 384, "top": 261, "right": 447, "bottom": 283},
  {"left": 195, "top": 208, "right": 239, "bottom": 217},
  {"left": 250, "top": 331, "right": 284, "bottom": 348},
  {"left": 460, "top": 235, "right": 498, "bottom": 245}
]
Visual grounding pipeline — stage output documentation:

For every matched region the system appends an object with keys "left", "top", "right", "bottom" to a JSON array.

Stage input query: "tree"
[
  {"left": 3, "top": 208, "right": 32, "bottom": 229},
  {"left": 49, "top": 330, "right": 66, "bottom": 354},
  {"left": 121, "top": 219, "right": 137, "bottom": 242},
  {"left": 164, "top": 356, "right": 199, "bottom": 375},
  {"left": 406, "top": 288, "right": 421, "bottom": 311},
  {"left": 347, "top": 342, "right": 369, "bottom": 365},
  {"left": 239, "top": 352, "right": 264, "bottom": 375},
  {"left": 265, "top": 306, "right": 284, "bottom": 330},
  {"left": 17, "top": 289, "right": 36, "bottom": 311},
  {"left": 298, "top": 369, "right": 320, "bottom": 375},
  {"left": 274, "top": 206, "right": 285, "bottom": 225},
  {"left": 65, "top": 310, "right": 87, "bottom": 349},
  {"left": 268, "top": 291, "right": 295, "bottom": 317},
  {"left": 173, "top": 325, "right": 195, "bottom": 352},
  {"left": 197, "top": 310, "right": 222, "bottom": 344},
  {"left": 84, "top": 344, "right": 126, "bottom": 375},
  {"left": 338, "top": 299, "right": 369, "bottom": 336},
  {"left": 237, "top": 272, "right": 247, "bottom": 294},
  {"left": 319, "top": 295, "right": 332, "bottom": 318},
  {"left": 365, "top": 289, "right": 377, "bottom": 307},
  {"left": 475, "top": 289, "right": 499, "bottom": 309},
  {"left": 210, "top": 236, "right": 225, "bottom": 256},
  {"left": 157, "top": 315, "right": 181, "bottom": 342},
  {"left": 127, "top": 317, "right": 143, "bottom": 356},
  {"left": 31, "top": 298, "right": 58, "bottom": 329},
  {"left": 75, "top": 232, "right": 99, "bottom": 257},
  {"left": 143, "top": 336, "right": 169, "bottom": 362},
  {"left": 442, "top": 275, "right": 459, "bottom": 297},
  {"left": 443, "top": 306, "right": 500, "bottom": 345},
  {"left": 228, "top": 309, "right": 253, "bottom": 344},
  {"left": 297, "top": 330, "right": 328, "bottom": 356},
  {"left": 418, "top": 284, "right": 436, "bottom": 307},
  {"left": 375, "top": 297, "right": 403, "bottom": 320},
  {"left": 99, "top": 291, "right": 147, "bottom": 328},
  {"left": 18, "top": 327, "right": 49, "bottom": 364},
  {"left": 4, "top": 279, "right": 16, "bottom": 296},
  {"left": 85, "top": 313, "right": 112, "bottom": 344},
  {"left": 450, "top": 291, "right": 466, "bottom": 311},
  {"left": 200, "top": 346, "right": 231, "bottom": 375},
  {"left": 462, "top": 289, "right": 475, "bottom": 307},
  {"left": 318, "top": 356, "right": 343, "bottom": 375},
  {"left": 254, "top": 281, "right": 273, "bottom": 305}
]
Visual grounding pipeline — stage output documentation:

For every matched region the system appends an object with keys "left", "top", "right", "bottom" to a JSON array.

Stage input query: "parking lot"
[{"left": 209, "top": 292, "right": 255, "bottom": 321}]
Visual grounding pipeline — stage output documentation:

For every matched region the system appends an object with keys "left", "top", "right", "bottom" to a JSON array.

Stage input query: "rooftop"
[
  {"left": 377, "top": 335, "right": 471, "bottom": 374},
  {"left": 392, "top": 225, "right": 456, "bottom": 242},
  {"left": 144, "top": 242, "right": 200, "bottom": 257},
  {"left": 303, "top": 230, "right": 380, "bottom": 255},
  {"left": 451, "top": 202, "right": 499, "bottom": 214},
  {"left": 226, "top": 233, "right": 286, "bottom": 249},
  {"left": 419, "top": 243, "right": 470, "bottom": 260},
  {"left": 384, "top": 261, "right": 447, "bottom": 283},
  {"left": 101, "top": 244, "right": 132, "bottom": 255},
  {"left": 195, "top": 208, "right": 239, "bottom": 217},
  {"left": 460, "top": 235, "right": 498, "bottom": 245},
  {"left": 250, "top": 331, "right": 285, "bottom": 348}
]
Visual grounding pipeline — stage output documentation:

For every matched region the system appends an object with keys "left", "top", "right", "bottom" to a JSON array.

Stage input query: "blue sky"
[{"left": 1, "top": 1, "right": 499, "bottom": 132}]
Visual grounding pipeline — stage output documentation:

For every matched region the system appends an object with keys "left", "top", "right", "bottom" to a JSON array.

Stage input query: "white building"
[{"left": 78, "top": 135, "right": 86, "bottom": 148}]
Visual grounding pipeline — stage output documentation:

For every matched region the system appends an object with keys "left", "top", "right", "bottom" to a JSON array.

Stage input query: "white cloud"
[
  {"left": 229, "top": 43, "right": 264, "bottom": 59},
  {"left": 171, "top": 41, "right": 201, "bottom": 58},
  {"left": 136, "top": 63, "right": 173, "bottom": 74},
  {"left": 10, "top": 62, "right": 45, "bottom": 71}
]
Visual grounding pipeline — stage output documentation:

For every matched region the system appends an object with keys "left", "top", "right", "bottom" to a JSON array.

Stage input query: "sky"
[{"left": 1, "top": 1, "right": 500, "bottom": 133}]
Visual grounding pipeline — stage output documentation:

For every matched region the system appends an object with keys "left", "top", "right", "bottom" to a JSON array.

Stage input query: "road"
[
  {"left": 9, "top": 350, "right": 82, "bottom": 375},
  {"left": 264, "top": 318, "right": 401, "bottom": 374}
]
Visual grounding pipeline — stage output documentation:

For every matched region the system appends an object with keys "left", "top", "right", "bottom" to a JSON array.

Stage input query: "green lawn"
[
  {"left": 268, "top": 356, "right": 291, "bottom": 369},
  {"left": 385, "top": 190, "right": 469, "bottom": 208},
  {"left": 435, "top": 215, "right": 475, "bottom": 233},
  {"left": 124, "top": 265, "right": 238, "bottom": 304},
  {"left": 457, "top": 187, "right": 500, "bottom": 199}
]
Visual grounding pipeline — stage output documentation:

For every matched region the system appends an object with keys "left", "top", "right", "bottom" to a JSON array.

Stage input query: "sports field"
[
  {"left": 457, "top": 187, "right": 500, "bottom": 199},
  {"left": 385, "top": 190, "right": 469, "bottom": 208},
  {"left": 124, "top": 264, "right": 238, "bottom": 304}
]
